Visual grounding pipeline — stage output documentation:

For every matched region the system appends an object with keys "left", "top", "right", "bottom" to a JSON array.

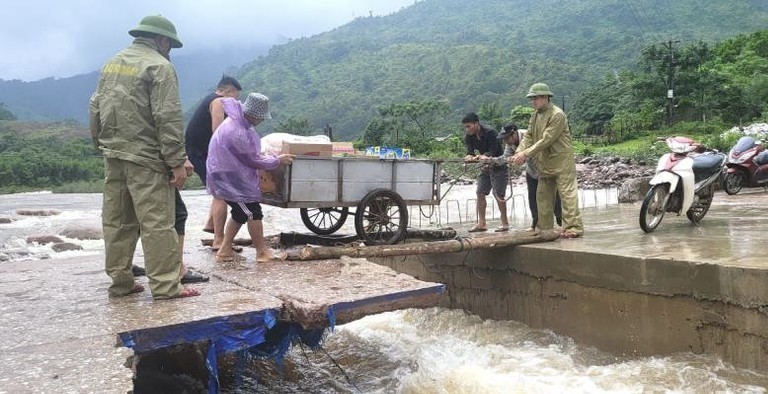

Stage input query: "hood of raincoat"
[{"left": 205, "top": 98, "right": 280, "bottom": 203}]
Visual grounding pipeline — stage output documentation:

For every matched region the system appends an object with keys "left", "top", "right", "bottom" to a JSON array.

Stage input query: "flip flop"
[
  {"left": 132, "top": 264, "right": 146, "bottom": 277},
  {"left": 468, "top": 226, "right": 488, "bottom": 233},
  {"left": 211, "top": 245, "right": 244, "bottom": 253},
  {"left": 494, "top": 226, "right": 509, "bottom": 232},
  {"left": 202, "top": 227, "right": 214, "bottom": 234},
  {"left": 256, "top": 251, "right": 287, "bottom": 263},
  {"left": 180, "top": 270, "right": 209, "bottom": 284}
]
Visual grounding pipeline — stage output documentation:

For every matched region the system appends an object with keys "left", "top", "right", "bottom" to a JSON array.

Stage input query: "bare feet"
[
  {"left": 256, "top": 250, "right": 287, "bottom": 263},
  {"left": 174, "top": 286, "right": 201, "bottom": 298},
  {"left": 215, "top": 253, "right": 244, "bottom": 263},
  {"left": 211, "top": 245, "right": 243, "bottom": 253}
]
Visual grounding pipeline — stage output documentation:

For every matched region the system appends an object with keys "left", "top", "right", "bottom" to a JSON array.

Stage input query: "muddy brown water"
[{"left": 1, "top": 189, "right": 767, "bottom": 392}]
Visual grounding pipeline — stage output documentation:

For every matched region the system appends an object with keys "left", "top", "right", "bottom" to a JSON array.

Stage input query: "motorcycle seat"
[
  {"left": 692, "top": 153, "right": 725, "bottom": 183},
  {"left": 755, "top": 151, "right": 768, "bottom": 166},
  {"left": 692, "top": 153, "right": 724, "bottom": 171}
]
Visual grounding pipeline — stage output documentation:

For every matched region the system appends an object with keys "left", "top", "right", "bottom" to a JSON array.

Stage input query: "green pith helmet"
[
  {"left": 526, "top": 83, "right": 554, "bottom": 98},
  {"left": 129, "top": 15, "right": 183, "bottom": 48}
]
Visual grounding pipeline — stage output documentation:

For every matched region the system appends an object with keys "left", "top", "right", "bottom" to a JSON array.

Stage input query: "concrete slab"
[
  {"left": 522, "top": 189, "right": 768, "bottom": 307},
  {"left": 539, "top": 189, "right": 768, "bottom": 267},
  {"left": 375, "top": 188, "right": 768, "bottom": 371},
  {"left": 0, "top": 246, "right": 443, "bottom": 392},
  {"left": 190, "top": 255, "right": 445, "bottom": 328}
]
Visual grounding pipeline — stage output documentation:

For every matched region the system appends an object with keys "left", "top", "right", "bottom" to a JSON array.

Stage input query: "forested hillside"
[
  {"left": 237, "top": 0, "right": 768, "bottom": 139},
  {"left": 0, "top": 44, "right": 270, "bottom": 124},
  {"left": 2, "top": 0, "right": 767, "bottom": 138},
  {"left": 572, "top": 29, "right": 768, "bottom": 139}
]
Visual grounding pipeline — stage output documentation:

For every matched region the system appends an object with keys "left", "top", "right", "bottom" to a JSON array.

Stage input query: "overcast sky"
[{"left": 0, "top": 0, "right": 415, "bottom": 81}]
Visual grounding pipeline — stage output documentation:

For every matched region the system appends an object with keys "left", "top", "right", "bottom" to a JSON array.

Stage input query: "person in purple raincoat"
[{"left": 206, "top": 93, "right": 293, "bottom": 262}]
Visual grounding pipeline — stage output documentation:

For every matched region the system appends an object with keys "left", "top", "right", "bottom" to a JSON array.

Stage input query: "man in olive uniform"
[
  {"left": 89, "top": 15, "right": 199, "bottom": 299},
  {"left": 510, "top": 83, "right": 583, "bottom": 238}
]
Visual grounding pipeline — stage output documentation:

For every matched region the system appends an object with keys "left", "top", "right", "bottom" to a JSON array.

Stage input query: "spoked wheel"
[
  {"left": 300, "top": 207, "right": 348, "bottom": 235},
  {"left": 354, "top": 188, "right": 409, "bottom": 245},
  {"left": 722, "top": 172, "right": 745, "bottom": 195},
  {"left": 639, "top": 184, "right": 670, "bottom": 233},
  {"left": 686, "top": 184, "right": 715, "bottom": 223}
]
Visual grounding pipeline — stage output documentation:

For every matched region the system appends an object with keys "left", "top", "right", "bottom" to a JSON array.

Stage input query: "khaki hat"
[
  {"left": 243, "top": 93, "right": 271, "bottom": 119},
  {"left": 526, "top": 83, "right": 554, "bottom": 98},
  {"left": 129, "top": 15, "right": 183, "bottom": 48}
]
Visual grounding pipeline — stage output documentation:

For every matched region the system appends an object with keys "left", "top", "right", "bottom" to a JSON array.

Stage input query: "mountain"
[
  {"left": 3, "top": 0, "right": 768, "bottom": 139},
  {"left": 236, "top": 0, "right": 768, "bottom": 139},
  {"left": 0, "top": 44, "right": 271, "bottom": 124}
]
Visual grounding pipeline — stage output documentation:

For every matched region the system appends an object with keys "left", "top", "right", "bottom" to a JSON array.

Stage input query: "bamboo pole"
[{"left": 292, "top": 230, "right": 560, "bottom": 261}]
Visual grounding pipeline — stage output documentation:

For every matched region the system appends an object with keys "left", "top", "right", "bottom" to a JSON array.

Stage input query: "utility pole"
[{"left": 665, "top": 39, "right": 680, "bottom": 127}]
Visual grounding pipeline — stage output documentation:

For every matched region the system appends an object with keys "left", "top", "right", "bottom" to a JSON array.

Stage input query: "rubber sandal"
[
  {"left": 132, "top": 264, "right": 146, "bottom": 277},
  {"left": 256, "top": 251, "right": 287, "bottom": 263},
  {"left": 175, "top": 286, "right": 201, "bottom": 298},
  {"left": 468, "top": 226, "right": 487, "bottom": 233},
  {"left": 180, "top": 270, "right": 209, "bottom": 284},
  {"left": 202, "top": 227, "right": 214, "bottom": 234},
  {"left": 494, "top": 226, "right": 509, "bottom": 232}
]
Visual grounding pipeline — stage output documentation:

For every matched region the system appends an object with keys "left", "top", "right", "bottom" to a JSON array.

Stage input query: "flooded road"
[{"left": 1, "top": 189, "right": 767, "bottom": 392}]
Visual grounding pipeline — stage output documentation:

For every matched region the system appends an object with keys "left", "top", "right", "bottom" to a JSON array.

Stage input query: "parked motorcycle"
[
  {"left": 722, "top": 135, "right": 768, "bottom": 194},
  {"left": 639, "top": 136, "right": 726, "bottom": 233}
]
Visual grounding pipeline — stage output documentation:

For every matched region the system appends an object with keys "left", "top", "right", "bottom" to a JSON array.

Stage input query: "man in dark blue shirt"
[{"left": 462, "top": 112, "right": 509, "bottom": 232}]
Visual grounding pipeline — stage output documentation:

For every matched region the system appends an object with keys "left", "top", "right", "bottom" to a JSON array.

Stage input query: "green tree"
[
  {"left": 0, "top": 103, "right": 16, "bottom": 121},
  {"left": 362, "top": 99, "right": 452, "bottom": 154},
  {"left": 274, "top": 117, "right": 311, "bottom": 135}
]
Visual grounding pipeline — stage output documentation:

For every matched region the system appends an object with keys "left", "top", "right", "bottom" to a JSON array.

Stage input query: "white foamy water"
[{"left": 1, "top": 188, "right": 766, "bottom": 392}]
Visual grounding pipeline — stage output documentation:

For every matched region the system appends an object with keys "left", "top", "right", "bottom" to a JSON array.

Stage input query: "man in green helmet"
[
  {"left": 89, "top": 15, "right": 200, "bottom": 299},
  {"left": 510, "top": 83, "right": 584, "bottom": 238}
]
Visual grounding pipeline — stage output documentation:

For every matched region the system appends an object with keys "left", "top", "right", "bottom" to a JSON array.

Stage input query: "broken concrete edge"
[
  {"left": 118, "top": 309, "right": 279, "bottom": 354},
  {"left": 116, "top": 283, "right": 445, "bottom": 391}
]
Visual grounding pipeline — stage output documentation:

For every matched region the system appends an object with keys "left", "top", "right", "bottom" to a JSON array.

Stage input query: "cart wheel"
[
  {"left": 300, "top": 207, "right": 349, "bottom": 235},
  {"left": 354, "top": 188, "right": 409, "bottom": 245}
]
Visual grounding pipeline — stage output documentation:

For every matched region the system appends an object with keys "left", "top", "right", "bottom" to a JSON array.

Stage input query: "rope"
[{"left": 319, "top": 345, "right": 362, "bottom": 393}]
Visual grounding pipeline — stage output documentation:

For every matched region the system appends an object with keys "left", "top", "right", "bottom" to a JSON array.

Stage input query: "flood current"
[{"left": 1, "top": 189, "right": 767, "bottom": 393}]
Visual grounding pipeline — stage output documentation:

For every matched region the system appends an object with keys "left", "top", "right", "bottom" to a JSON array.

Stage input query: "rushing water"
[{"left": 1, "top": 189, "right": 767, "bottom": 393}]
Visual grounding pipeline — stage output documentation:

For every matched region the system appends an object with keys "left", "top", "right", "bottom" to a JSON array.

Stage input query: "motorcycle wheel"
[
  {"left": 639, "top": 184, "right": 669, "bottom": 233},
  {"left": 722, "top": 172, "right": 745, "bottom": 195},
  {"left": 686, "top": 184, "right": 714, "bottom": 223}
]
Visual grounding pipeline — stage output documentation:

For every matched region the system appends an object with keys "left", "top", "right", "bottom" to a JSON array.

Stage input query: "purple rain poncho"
[{"left": 206, "top": 98, "right": 280, "bottom": 202}]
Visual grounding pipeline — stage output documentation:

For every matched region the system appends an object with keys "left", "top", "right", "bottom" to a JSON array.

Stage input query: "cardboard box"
[
  {"left": 332, "top": 142, "right": 355, "bottom": 156},
  {"left": 282, "top": 141, "right": 332, "bottom": 156},
  {"left": 365, "top": 146, "right": 411, "bottom": 159},
  {"left": 259, "top": 171, "right": 277, "bottom": 193}
]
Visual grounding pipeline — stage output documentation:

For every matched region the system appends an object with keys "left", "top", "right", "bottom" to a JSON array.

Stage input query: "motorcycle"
[
  {"left": 721, "top": 135, "right": 768, "bottom": 194},
  {"left": 639, "top": 136, "right": 726, "bottom": 233}
]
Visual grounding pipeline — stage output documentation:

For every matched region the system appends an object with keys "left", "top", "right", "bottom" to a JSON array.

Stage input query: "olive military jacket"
[
  {"left": 517, "top": 102, "right": 575, "bottom": 177},
  {"left": 89, "top": 37, "right": 186, "bottom": 173}
]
